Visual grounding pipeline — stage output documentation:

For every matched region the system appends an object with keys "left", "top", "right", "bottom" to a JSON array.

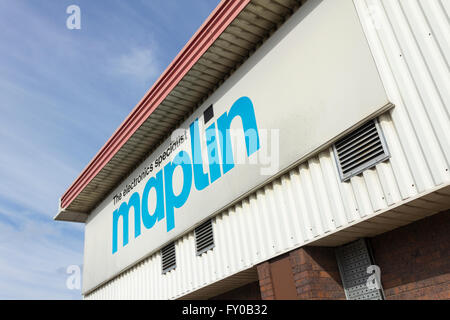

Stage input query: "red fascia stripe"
[{"left": 60, "top": 0, "right": 251, "bottom": 210}]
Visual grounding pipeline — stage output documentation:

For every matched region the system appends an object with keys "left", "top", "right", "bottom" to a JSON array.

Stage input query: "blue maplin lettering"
[
  {"left": 190, "top": 119, "right": 209, "bottom": 191},
  {"left": 217, "top": 96, "right": 260, "bottom": 174},
  {"left": 112, "top": 96, "right": 260, "bottom": 254},
  {"left": 205, "top": 123, "right": 221, "bottom": 184},
  {"left": 112, "top": 192, "right": 141, "bottom": 254},
  {"left": 141, "top": 170, "right": 165, "bottom": 230},
  {"left": 163, "top": 150, "right": 193, "bottom": 232}
]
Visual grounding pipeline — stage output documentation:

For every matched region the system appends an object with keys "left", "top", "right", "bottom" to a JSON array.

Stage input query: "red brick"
[
  {"left": 290, "top": 247, "right": 345, "bottom": 300},
  {"left": 256, "top": 246, "right": 345, "bottom": 300}
]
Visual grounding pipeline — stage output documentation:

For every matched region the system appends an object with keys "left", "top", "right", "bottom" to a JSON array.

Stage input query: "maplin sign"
[
  {"left": 83, "top": 0, "right": 391, "bottom": 293},
  {"left": 112, "top": 97, "right": 260, "bottom": 254}
]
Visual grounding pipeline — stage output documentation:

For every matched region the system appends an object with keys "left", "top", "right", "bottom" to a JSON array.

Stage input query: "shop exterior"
[{"left": 56, "top": 0, "right": 450, "bottom": 300}]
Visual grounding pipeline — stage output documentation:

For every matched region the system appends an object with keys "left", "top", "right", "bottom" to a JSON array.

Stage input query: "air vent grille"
[
  {"left": 195, "top": 219, "right": 215, "bottom": 256},
  {"left": 333, "top": 119, "right": 390, "bottom": 181},
  {"left": 161, "top": 242, "right": 176, "bottom": 274}
]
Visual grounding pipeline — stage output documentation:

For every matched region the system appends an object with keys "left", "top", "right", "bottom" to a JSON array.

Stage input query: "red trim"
[{"left": 61, "top": 0, "right": 251, "bottom": 210}]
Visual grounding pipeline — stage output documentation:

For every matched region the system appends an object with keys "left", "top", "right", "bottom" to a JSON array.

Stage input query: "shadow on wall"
[
  {"left": 258, "top": 247, "right": 346, "bottom": 300},
  {"left": 369, "top": 211, "right": 450, "bottom": 300}
]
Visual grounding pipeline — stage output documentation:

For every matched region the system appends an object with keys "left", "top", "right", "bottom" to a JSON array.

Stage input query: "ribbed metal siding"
[
  {"left": 354, "top": 0, "right": 450, "bottom": 194},
  {"left": 84, "top": 0, "right": 450, "bottom": 299}
]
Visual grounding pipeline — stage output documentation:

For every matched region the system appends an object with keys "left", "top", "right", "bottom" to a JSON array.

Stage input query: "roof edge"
[{"left": 59, "top": 0, "right": 251, "bottom": 212}]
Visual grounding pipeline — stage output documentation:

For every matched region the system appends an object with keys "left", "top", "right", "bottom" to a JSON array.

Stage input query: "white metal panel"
[
  {"left": 354, "top": 0, "right": 450, "bottom": 190},
  {"left": 84, "top": 0, "right": 450, "bottom": 299}
]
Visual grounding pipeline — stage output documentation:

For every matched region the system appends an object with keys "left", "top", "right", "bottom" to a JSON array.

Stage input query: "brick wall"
[
  {"left": 256, "top": 210, "right": 449, "bottom": 300},
  {"left": 257, "top": 247, "right": 345, "bottom": 300},
  {"left": 289, "top": 247, "right": 346, "bottom": 300},
  {"left": 370, "top": 210, "right": 450, "bottom": 300},
  {"left": 257, "top": 262, "right": 275, "bottom": 300}
]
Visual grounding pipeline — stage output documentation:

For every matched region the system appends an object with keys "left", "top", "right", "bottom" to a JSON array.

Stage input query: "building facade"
[{"left": 55, "top": 0, "right": 450, "bottom": 300}]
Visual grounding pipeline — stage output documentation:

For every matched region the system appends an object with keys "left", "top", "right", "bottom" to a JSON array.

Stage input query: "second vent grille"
[
  {"left": 195, "top": 220, "right": 215, "bottom": 256},
  {"left": 333, "top": 119, "right": 390, "bottom": 181},
  {"left": 161, "top": 242, "right": 176, "bottom": 274}
]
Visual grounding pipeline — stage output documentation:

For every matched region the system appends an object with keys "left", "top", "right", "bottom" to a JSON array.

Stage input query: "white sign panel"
[{"left": 83, "top": 0, "right": 390, "bottom": 293}]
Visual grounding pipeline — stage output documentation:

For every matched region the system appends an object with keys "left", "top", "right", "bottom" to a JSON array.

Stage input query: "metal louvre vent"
[
  {"left": 161, "top": 242, "right": 176, "bottom": 274},
  {"left": 195, "top": 219, "right": 215, "bottom": 256},
  {"left": 333, "top": 119, "right": 390, "bottom": 181},
  {"left": 335, "top": 239, "right": 384, "bottom": 300}
]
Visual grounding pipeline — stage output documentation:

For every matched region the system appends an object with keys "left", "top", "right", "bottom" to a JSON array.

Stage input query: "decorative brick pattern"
[{"left": 370, "top": 210, "right": 450, "bottom": 300}]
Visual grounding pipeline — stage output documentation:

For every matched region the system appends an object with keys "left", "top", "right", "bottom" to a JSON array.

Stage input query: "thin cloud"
[
  {"left": 110, "top": 46, "right": 160, "bottom": 84},
  {"left": 0, "top": 204, "right": 83, "bottom": 300}
]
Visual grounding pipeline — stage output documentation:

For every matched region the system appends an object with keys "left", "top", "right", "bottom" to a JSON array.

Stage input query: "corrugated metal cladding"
[{"left": 84, "top": 0, "right": 450, "bottom": 299}]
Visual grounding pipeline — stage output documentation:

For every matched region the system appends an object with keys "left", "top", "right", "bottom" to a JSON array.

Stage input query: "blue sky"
[{"left": 0, "top": 0, "right": 220, "bottom": 299}]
